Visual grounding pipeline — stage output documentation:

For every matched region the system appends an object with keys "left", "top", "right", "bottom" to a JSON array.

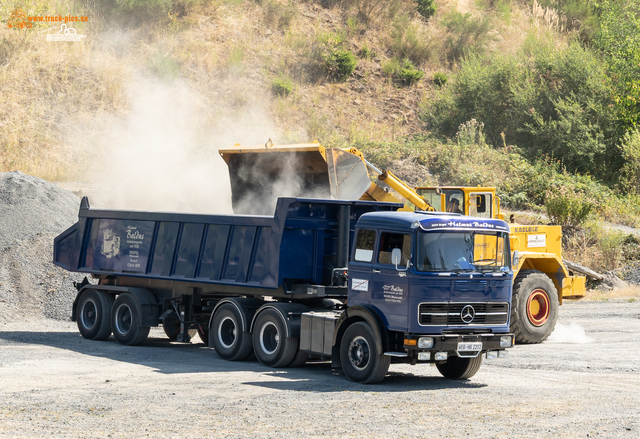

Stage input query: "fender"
[
  {"left": 209, "top": 297, "right": 264, "bottom": 332},
  {"left": 250, "top": 302, "right": 309, "bottom": 338},
  {"left": 331, "top": 305, "right": 389, "bottom": 367},
  {"left": 74, "top": 285, "right": 160, "bottom": 327}
]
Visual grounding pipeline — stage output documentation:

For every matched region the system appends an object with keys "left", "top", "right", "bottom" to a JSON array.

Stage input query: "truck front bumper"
[{"left": 401, "top": 333, "right": 515, "bottom": 361}]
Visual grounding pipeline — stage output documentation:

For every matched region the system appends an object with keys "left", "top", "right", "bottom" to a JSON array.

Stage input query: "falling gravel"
[{"left": 0, "top": 171, "right": 83, "bottom": 322}]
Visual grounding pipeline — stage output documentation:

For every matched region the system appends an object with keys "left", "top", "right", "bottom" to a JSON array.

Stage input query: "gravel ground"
[{"left": 0, "top": 300, "right": 638, "bottom": 438}]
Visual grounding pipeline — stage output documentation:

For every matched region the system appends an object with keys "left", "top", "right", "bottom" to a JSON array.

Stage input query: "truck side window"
[
  {"left": 354, "top": 229, "right": 376, "bottom": 262},
  {"left": 378, "top": 233, "right": 410, "bottom": 265}
]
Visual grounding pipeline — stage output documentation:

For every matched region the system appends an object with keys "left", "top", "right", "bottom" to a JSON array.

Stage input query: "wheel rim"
[
  {"left": 348, "top": 335, "right": 370, "bottom": 372},
  {"left": 259, "top": 321, "right": 279, "bottom": 355},
  {"left": 80, "top": 299, "right": 97, "bottom": 330},
  {"left": 115, "top": 303, "right": 133, "bottom": 335},
  {"left": 527, "top": 289, "right": 550, "bottom": 326},
  {"left": 218, "top": 316, "right": 237, "bottom": 349}
]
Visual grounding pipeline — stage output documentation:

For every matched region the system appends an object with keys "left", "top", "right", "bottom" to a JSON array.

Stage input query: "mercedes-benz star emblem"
[{"left": 461, "top": 305, "right": 475, "bottom": 323}]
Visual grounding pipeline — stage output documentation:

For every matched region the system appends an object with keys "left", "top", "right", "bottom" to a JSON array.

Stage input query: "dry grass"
[
  {"left": 583, "top": 286, "right": 640, "bottom": 302},
  {"left": 0, "top": 0, "right": 578, "bottom": 181}
]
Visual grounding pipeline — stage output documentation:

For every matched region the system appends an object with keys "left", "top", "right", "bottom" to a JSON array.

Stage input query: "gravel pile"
[
  {"left": 0, "top": 171, "right": 83, "bottom": 322},
  {"left": 613, "top": 261, "right": 640, "bottom": 285}
]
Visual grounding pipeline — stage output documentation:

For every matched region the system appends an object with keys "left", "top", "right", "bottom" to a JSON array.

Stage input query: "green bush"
[
  {"left": 422, "top": 38, "right": 617, "bottom": 178},
  {"left": 416, "top": 0, "right": 436, "bottom": 20},
  {"left": 358, "top": 45, "right": 375, "bottom": 60},
  {"left": 383, "top": 58, "right": 423, "bottom": 86},
  {"left": 441, "top": 11, "right": 494, "bottom": 61},
  {"left": 545, "top": 186, "right": 594, "bottom": 228},
  {"left": 271, "top": 75, "right": 293, "bottom": 96},
  {"left": 263, "top": 0, "right": 296, "bottom": 30},
  {"left": 433, "top": 72, "right": 448, "bottom": 87},
  {"left": 313, "top": 33, "right": 357, "bottom": 81},
  {"left": 389, "top": 14, "right": 431, "bottom": 65},
  {"left": 148, "top": 51, "right": 180, "bottom": 79},
  {"left": 618, "top": 128, "right": 640, "bottom": 195}
]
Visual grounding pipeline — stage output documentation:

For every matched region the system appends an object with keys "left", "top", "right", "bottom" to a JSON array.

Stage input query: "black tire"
[
  {"left": 511, "top": 270, "right": 559, "bottom": 344},
  {"left": 111, "top": 293, "right": 150, "bottom": 346},
  {"left": 211, "top": 303, "right": 253, "bottom": 361},
  {"left": 162, "top": 315, "right": 197, "bottom": 341},
  {"left": 436, "top": 355, "right": 483, "bottom": 379},
  {"left": 76, "top": 289, "right": 114, "bottom": 340},
  {"left": 288, "top": 349, "right": 310, "bottom": 367},
  {"left": 252, "top": 309, "right": 298, "bottom": 368},
  {"left": 339, "top": 322, "right": 390, "bottom": 384},
  {"left": 198, "top": 327, "right": 210, "bottom": 346}
]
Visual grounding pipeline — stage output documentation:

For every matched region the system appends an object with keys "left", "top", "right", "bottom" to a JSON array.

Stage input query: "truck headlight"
[
  {"left": 500, "top": 336, "right": 513, "bottom": 348},
  {"left": 418, "top": 337, "right": 434, "bottom": 349}
]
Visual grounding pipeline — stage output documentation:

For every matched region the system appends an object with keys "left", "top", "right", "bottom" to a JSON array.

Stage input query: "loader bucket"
[{"left": 219, "top": 143, "right": 372, "bottom": 214}]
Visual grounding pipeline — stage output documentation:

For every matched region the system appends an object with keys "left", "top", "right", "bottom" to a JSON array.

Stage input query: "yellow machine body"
[{"left": 416, "top": 186, "right": 586, "bottom": 300}]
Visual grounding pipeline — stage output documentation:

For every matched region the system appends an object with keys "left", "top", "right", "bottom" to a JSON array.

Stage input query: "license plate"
[{"left": 458, "top": 342, "right": 482, "bottom": 351}]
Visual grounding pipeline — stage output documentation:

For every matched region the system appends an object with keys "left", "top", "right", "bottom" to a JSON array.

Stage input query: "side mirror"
[
  {"left": 512, "top": 250, "right": 519, "bottom": 269},
  {"left": 391, "top": 248, "right": 410, "bottom": 272}
]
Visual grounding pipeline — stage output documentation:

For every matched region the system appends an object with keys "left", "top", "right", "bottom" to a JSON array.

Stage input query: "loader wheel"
[
  {"left": 77, "top": 289, "right": 114, "bottom": 340},
  {"left": 339, "top": 322, "right": 390, "bottom": 384},
  {"left": 436, "top": 355, "right": 483, "bottom": 380},
  {"left": 162, "top": 314, "right": 197, "bottom": 341},
  {"left": 252, "top": 309, "right": 298, "bottom": 368},
  {"left": 211, "top": 304, "right": 253, "bottom": 361},
  {"left": 511, "top": 270, "right": 559, "bottom": 344},
  {"left": 111, "top": 293, "right": 150, "bottom": 346}
]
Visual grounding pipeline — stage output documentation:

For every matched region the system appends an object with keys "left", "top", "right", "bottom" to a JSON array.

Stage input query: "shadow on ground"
[{"left": 0, "top": 329, "right": 487, "bottom": 392}]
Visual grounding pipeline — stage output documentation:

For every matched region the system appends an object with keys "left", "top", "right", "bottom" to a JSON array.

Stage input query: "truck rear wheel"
[
  {"left": 436, "top": 355, "right": 483, "bottom": 379},
  {"left": 111, "top": 293, "right": 150, "bottom": 346},
  {"left": 339, "top": 322, "right": 390, "bottom": 384},
  {"left": 511, "top": 270, "right": 559, "bottom": 344},
  {"left": 211, "top": 304, "right": 253, "bottom": 360},
  {"left": 77, "top": 289, "right": 114, "bottom": 340},
  {"left": 252, "top": 309, "right": 298, "bottom": 368}
]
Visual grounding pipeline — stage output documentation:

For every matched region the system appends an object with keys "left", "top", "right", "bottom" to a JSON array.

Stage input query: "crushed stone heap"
[{"left": 0, "top": 171, "right": 83, "bottom": 322}]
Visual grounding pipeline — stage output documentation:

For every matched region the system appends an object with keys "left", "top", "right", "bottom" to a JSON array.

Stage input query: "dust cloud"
[
  {"left": 80, "top": 76, "right": 281, "bottom": 215},
  {"left": 548, "top": 322, "right": 594, "bottom": 344}
]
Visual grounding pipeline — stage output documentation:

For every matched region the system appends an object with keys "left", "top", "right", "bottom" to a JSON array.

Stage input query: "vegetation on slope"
[{"left": 1, "top": 0, "right": 640, "bottom": 271}]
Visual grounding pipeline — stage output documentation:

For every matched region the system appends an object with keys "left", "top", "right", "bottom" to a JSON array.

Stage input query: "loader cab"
[{"left": 416, "top": 187, "right": 500, "bottom": 220}]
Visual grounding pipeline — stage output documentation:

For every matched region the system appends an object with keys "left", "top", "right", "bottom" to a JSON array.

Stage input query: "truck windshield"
[{"left": 416, "top": 231, "right": 509, "bottom": 272}]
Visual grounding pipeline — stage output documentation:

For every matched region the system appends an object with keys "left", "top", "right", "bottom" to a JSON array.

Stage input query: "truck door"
[
  {"left": 348, "top": 229, "right": 377, "bottom": 306},
  {"left": 370, "top": 232, "right": 410, "bottom": 332}
]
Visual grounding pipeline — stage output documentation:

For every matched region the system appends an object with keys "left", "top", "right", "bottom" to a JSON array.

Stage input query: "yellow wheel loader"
[{"left": 219, "top": 141, "right": 586, "bottom": 344}]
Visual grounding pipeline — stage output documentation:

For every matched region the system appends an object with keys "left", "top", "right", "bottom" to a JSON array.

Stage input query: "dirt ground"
[{"left": 1, "top": 300, "right": 638, "bottom": 438}]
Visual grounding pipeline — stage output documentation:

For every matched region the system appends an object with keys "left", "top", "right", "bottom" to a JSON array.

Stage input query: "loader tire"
[{"left": 511, "top": 270, "right": 559, "bottom": 344}]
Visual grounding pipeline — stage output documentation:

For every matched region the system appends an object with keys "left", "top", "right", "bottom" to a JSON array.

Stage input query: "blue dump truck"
[{"left": 54, "top": 196, "right": 515, "bottom": 383}]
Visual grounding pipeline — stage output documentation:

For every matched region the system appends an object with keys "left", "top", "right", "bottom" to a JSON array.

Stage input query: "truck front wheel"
[
  {"left": 77, "top": 289, "right": 114, "bottom": 340},
  {"left": 252, "top": 309, "right": 298, "bottom": 368},
  {"left": 339, "top": 322, "right": 390, "bottom": 384},
  {"left": 511, "top": 270, "right": 559, "bottom": 344},
  {"left": 210, "top": 304, "right": 252, "bottom": 360},
  {"left": 111, "top": 293, "right": 150, "bottom": 346},
  {"left": 436, "top": 355, "right": 483, "bottom": 379}
]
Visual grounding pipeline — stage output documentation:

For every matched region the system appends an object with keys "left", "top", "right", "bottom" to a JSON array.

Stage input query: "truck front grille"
[{"left": 418, "top": 302, "right": 509, "bottom": 326}]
